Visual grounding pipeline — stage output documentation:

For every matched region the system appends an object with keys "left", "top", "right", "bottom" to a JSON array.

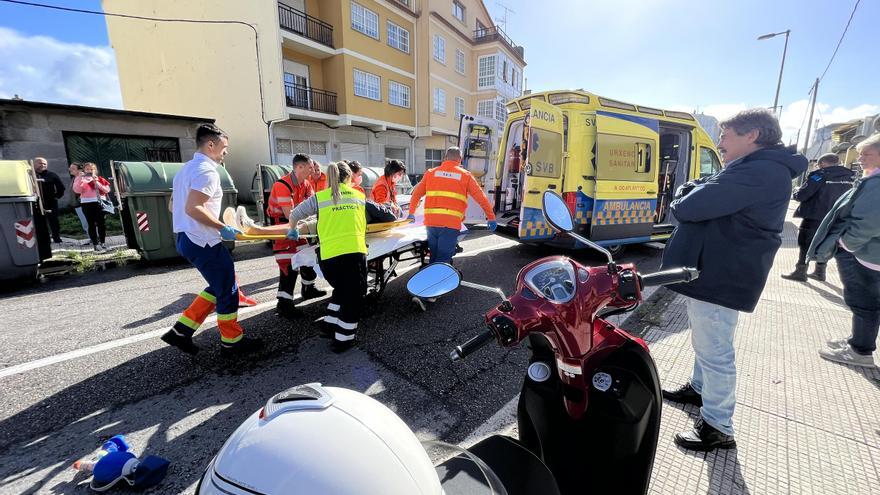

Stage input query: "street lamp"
[{"left": 758, "top": 29, "right": 791, "bottom": 116}]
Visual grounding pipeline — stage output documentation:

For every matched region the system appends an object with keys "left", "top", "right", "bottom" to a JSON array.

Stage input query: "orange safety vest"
[
  {"left": 371, "top": 175, "right": 397, "bottom": 204},
  {"left": 413, "top": 161, "right": 494, "bottom": 230}
]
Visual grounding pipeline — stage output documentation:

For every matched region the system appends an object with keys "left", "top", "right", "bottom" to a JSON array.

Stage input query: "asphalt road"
[{"left": 0, "top": 230, "right": 663, "bottom": 494}]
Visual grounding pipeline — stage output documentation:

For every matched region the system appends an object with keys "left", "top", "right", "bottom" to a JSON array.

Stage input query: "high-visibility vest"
[
  {"left": 422, "top": 165, "right": 471, "bottom": 229},
  {"left": 316, "top": 184, "right": 367, "bottom": 260}
]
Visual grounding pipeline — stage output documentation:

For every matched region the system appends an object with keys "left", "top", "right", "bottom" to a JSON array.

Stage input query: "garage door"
[
  {"left": 339, "top": 143, "right": 368, "bottom": 166},
  {"left": 385, "top": 147, "right": 408, "bottom": 164}
]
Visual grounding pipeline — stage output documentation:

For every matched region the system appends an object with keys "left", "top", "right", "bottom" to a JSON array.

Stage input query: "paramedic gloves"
[
  {"left": 220, "top": 226, "right": 242, "bottom": 241},
  {"left": 488, "top": 220, "right": 497, "bottom": 232},
  {"left": 406, "top": 214, "right": 415, "bottom": 222},
  {"left": 286, "top": 228, "right": 300, "bottom": 241}
]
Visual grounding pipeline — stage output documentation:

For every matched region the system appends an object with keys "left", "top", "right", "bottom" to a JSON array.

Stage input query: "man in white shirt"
[{"left": 161, "top": 124, "right": 263, "bottom": 357}]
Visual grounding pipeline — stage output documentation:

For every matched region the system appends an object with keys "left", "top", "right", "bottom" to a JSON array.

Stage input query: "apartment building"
[{"left": 102, "top": 0, "right": 524, "bottom": 189}]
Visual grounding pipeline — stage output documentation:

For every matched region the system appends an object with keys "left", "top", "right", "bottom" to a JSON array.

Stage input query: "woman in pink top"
[{"left": 73, "top": 162, "right": 112, "bottom": 251}]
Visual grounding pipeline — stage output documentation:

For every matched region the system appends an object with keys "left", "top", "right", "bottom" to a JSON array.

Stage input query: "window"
[
  {"left": 433, "top": 87, "right": 446, "bottom": 113},
  {"left": 477, "top": 99, "right": 494, "bottom": 119},
  {"left": 453, "top": 1, "right": 465, "bottom": 22},
  {"left": 455, "top": 96, "right": 465, "bottom": 119},
  {"left": 700, "top": 147, "right": 722, "bottom": 177},
  {"left": 475, "top": 19, "right": 487, "bottom": 36},
  {"left": 389, "top": 81, "right": 411, "bottom": 108},
  {"left": 502, "top": 60, "right": 508, "bottom": 82},
  {"left": 276, "top": 138, "right": 292, "bottom": 154},
  {"left": 433, "top": 35, "right": 446, "bottom": 63},
  {"left": 478, "top": 55, "right": 495, "bottom": 88},
  {"left": 455, "top": 49, "right": 466, "bottom": 74},
  {"left": 387, "top": 21, "right": 410, "bottom": 53},
  {"left": 426, "top": 149, "right": 443, "bottom": 169},
  {"left": 511, "top": 68, "right": 520, "bottom": 92},
  {"left": 495, "top": 100, "right": 506, "bottom": 122},
  {"left": 354, "top": 69, "right": 381, "bottom": 100},
  {"left": 351, "top": 2, "right": 379, "bottom": 39}
]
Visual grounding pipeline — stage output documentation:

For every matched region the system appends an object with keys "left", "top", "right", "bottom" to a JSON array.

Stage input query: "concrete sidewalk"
[{"left": 634, "top": 204, "right": 880, "bottom": 494}]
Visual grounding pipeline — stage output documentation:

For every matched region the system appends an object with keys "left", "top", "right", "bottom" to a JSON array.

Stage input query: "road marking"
[{"left": 0, "top": 239, "right": 521, "bottom": 379}]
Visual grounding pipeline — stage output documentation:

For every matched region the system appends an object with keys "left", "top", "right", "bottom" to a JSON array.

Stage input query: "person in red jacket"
[
  {"left": 72, "top": 162, "right": 112, "bottom": 252},
  {"left": 308, "top": 159, "right": 328, "bottom": 192},
  {"left": 408, "top": 147, "right": 496, "bottom": 264},
  {"left": 347, "top": 160, "right": 366, "bottom": 195},
  {"left": 267, "top": 153, "right": 326, "bottom": 318},
  {"left": 371, "top": 159, "right": 406, "bottom": 205}
]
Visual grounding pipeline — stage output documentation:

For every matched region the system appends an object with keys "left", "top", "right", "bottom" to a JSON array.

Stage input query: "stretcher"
[{"left": 291, "top": 220, "right": 431, "bottom": 313}]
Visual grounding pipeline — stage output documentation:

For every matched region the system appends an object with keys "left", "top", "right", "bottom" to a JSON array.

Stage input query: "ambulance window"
[
  {"left": 597, "top": 134, "right": 654, "bottom": 182},
  {"left": 699, "top": 147, "right": 721, "bottom": 177}
]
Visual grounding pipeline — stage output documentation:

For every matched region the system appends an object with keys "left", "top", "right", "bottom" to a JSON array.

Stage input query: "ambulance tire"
[{"left": 607, "top": 244, "right": 626, "bottom": 257}]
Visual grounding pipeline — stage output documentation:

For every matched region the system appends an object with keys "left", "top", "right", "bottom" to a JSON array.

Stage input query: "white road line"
[
  {"left": 0, "top": 301, "right": 275, "bottom": 379},
  {"left": 0, "top": 239, "right": 521, "bottom": 379}
]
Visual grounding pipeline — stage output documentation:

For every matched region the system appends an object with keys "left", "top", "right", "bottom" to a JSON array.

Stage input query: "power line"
[
  {"left": 818, "top": 0, "right": 861, "bottom": 83},
  {"left": 0, "top": 0, "right": 280, "bottom": 161}
]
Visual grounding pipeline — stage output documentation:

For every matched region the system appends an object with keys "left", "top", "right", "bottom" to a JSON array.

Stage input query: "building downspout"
[{"left": 413, "top": 8, "right": 420, "bottom": 173}]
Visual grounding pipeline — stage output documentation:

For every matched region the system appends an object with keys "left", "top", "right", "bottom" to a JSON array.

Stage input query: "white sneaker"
[
  {"left": 236, "top": 206, "right": 257, "bottom": 233},
  {"left": 100, "top": 243, "right": 108, "bottom": 250},
  {"left": 94, "top": 244, "right": 105, "bottom": 253},
  {"left": 818, "top": 346, "right": 876, "bottom": 368},
  {"left": 412, "top": 296, "right": 426, "bottom": 312},
  {"left": 826, "top": 337, "right": 850, "bottom": 350}
]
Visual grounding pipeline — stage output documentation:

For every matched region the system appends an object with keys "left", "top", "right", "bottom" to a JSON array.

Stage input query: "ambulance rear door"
[
  {"left": 590, "top": 111, "right": 660, "bottom": 242},
  {"left": 518, "top": 100, "right": 565, "bottom": 241},
  {"left": 458, "top": 115, "right": 497, "bottom": 224}
]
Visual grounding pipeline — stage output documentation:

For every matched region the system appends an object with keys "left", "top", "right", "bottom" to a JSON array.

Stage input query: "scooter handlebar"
[
  {"left": 639, "top": 267, "right": 699, "bottom": 287},
  {"left": 449, "top": 328, "right": 495, "bottom": 362}
]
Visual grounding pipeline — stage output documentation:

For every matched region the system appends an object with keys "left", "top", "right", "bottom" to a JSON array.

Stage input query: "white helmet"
[{"left": 197, "top": 384, "right": 443, "bottom": 495}]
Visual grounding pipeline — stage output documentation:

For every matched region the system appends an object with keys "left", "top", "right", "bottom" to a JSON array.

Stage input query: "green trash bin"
[
  {"left": 251, "top": 164, "right": 292, "bottom": 225},
  {"left": 0, "top": 160, "right": 45, "bottom": 281},
  {"left": 112, "top": 161, "right": 238, "bottom": 261}
]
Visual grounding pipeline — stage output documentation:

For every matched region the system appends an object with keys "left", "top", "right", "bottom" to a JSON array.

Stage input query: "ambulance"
[{"left": 460, "top": 89, "right": 723, "bottom": 254}]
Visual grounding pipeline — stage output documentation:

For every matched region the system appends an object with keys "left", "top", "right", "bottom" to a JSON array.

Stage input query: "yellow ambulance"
[{"left": 463, "top": 89, "right": 723, "bottom": 254}]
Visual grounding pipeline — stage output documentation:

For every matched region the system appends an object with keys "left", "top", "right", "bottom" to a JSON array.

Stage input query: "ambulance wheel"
[{"left": 607, "top": 244, "right": 626, "bottom": 257}]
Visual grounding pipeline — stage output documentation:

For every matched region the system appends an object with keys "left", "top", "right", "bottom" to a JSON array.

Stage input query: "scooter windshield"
[{"left": 423, "top": 440, "right": 509, "bottom": 495}]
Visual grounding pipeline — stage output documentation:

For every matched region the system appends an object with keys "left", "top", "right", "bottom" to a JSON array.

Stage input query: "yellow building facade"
[{"left": 103, "top": 0, "right": 524, "bottom": 188}]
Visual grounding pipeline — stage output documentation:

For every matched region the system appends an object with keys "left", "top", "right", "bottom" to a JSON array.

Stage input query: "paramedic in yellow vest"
[
  {"left": 285, "top": 161, "right": 367, "bottom": 353},
  {"left": 408, "top": 146, "right": 496, "bottom": 264}
]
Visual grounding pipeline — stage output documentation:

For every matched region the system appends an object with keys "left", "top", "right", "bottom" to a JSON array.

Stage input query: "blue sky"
[{"left": 0, "top": 0, "right": 876, "bottom": 144}]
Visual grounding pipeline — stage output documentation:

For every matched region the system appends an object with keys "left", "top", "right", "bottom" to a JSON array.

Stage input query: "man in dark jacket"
[
  {"left": 782, "top": 153, "right": 854, "bottom": 281},
  {"left": 33, "top": 157, "right": 66, "bottom": 243},
  {"left": 660, "top": 109, "right": 807, "bottom": 451}
]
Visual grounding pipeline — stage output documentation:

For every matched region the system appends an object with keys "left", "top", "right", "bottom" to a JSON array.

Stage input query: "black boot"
[
  {"left": 276, "top": 299, "right": 303, "bottom": 319},
  {"left": 807, "top": 263, "right": 827, "bottom": 282},
  {"left": 300, "top": 284, "right": 327, "bottom": 301},
  {"left": 781, "top": 263, "right": 808, "bottom": 282},
  {"left": 662, "top": 382, "right": 703, "bottom": 407},
  {"left": 674, "top": 418, "right": 736, "bottom": 451},
  {"left": 330, "top": 337, "right": 357, "bottom": 353},
  {"left": 220, "top": 336, "right": 265, "bottom": 357},
  {"left": 160, "top": 328, "right": 199, "bottom": 355}
]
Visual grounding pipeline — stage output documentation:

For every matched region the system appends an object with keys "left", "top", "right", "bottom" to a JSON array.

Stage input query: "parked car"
[{"left": 361, "top": 167, "right": 414, "bottom": 197}]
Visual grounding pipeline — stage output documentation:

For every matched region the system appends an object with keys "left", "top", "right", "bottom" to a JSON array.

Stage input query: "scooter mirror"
[
  {"left": 542, "top": 191, "right": 574, "bottom": 233},
  {"left": 407, "top": 263, "right": 462, "bottom": 299}
]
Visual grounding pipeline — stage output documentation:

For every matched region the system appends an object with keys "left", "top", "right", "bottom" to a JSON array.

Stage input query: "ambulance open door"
[
  {"left": 518, "top": 100, "right": 565, "bottom": 241},
  {"left": 458, "top": 115, "right": 497, "bottom": 224},
  {"left": 590, "top": 111, "right": 660, "bottom": 242}
]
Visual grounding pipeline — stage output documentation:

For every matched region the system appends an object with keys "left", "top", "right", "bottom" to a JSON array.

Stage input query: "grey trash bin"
[{"left": 0, "top": 160, "right": 44, "bottom": 281}]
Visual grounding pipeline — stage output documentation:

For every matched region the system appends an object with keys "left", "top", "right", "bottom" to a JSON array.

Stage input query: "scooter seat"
[{"left": 436, "top": 435, "right": 560, "bottom": 495}]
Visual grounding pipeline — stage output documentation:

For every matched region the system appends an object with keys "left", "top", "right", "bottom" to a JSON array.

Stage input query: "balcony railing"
[
  {"left": 473, "top": 25, "right": 524, "bottom": 59},
  {"left": 285, "top": 83, "right": 337, "bottom": 114},
  {"left": 278, "top": 3, "right": 334, "bottom": 48}
]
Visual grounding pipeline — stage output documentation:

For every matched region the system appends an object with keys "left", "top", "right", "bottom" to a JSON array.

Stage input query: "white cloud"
[
  {"left": 685, "top": 100, "right": 878, "bottom": 147},
  {"left": 0, "top": 27, "right": 122, "bottom": 108}
]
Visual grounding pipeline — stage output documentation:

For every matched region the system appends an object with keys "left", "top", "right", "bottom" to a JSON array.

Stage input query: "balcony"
[
  {"left": 285, "top": 83, "right": 337, "bottom": 115},
  {"left": 473, "top": 26, "right": 525, "bottom": 60},
  {"left": 278, "top": 3, "right": 335, "bottom": 58}
]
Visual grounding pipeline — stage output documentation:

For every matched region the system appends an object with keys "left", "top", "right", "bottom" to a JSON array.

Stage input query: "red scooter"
[{"left": 406, "top": 191, "right": 698, "bottom": 495}]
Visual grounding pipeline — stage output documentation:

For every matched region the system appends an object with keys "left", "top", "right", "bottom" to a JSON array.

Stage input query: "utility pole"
[
  {"left": 800, "top": 78, "right": 819, "bottom": 184},
  {"left": 757, "top": 29, "right": 791, "bottom": 116}
]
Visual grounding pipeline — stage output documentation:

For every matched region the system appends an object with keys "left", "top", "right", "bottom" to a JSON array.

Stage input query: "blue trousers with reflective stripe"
[
  {"left": 176, "top": 233, "right": 239, "bottom": 315},
  {"left": 427, "top": 227, "right": 460, "bottom": 264}
]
